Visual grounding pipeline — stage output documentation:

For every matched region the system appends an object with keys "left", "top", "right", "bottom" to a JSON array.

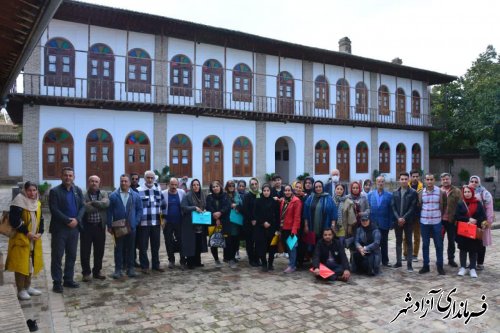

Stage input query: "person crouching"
[{"left": 311, "top": 228, "right": 351, "bottom": 282}]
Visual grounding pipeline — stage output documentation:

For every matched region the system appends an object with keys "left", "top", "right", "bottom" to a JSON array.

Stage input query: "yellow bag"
[
  {"left": 208, "top": 225, "right": 222, "bottom": 237},
  {"left": 270, "top": 234, "right": 279, "bottom": 246}
]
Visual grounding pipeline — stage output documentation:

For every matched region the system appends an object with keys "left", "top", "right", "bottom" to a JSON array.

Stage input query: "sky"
[{"left": 76, "top": 0, "right": 500, "bottom": 77}]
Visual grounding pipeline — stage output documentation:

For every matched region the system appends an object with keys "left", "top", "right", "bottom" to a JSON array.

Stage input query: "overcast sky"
[{"left": 78, "top": 0, "right": 499, "bottom": 77}]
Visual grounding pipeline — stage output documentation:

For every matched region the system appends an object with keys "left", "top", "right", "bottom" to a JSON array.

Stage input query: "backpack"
[{"left": 0, "top": 211, "right": 16, "bottom": 238}]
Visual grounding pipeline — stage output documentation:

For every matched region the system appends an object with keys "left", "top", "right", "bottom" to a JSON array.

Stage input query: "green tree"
[{"left": 431, "top": 45, "right": 500, "bottom": 167}]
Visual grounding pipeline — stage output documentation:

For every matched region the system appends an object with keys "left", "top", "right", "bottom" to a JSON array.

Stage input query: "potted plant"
[{"left": 154, "top": 165, "right": 174, "bottom": 190}]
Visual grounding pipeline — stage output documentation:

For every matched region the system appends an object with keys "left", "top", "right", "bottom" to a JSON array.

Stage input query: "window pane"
[
  {"left": 63, "top": 56, "right": 70, "bottom": 64},
  {"left": 173, "top": 76, "right": 179, "bottom": 84},
  {"left": 172, "top": 149, "right": 179, "bottom": 157},
  {"left": 63, "top": 65, "right": 70, "bottom": 73},
  {"left": 91, "top": 154, "right": 97, "bottom": 162},
  {"left": 92, "top": 60, "right": 98, "bottom": 67},
  {"left": 129, "top": 72, "right": 136, "bottom": 80},
  {"left": 92, "top": 68, "right": 97, "bottom": 76},
  {"left": 90, "top": 146, "right": 97, "bottom": 154},
  {"left": 62, "top": 154, "right": 69, "bottom": 163},
  {"left": 48, "top": 147, "right": 55, "bottom": 154},
  {"left": 182, "top": 149, "right": 188, "bottom": 157},
  {"left": 214, "top": 82, "right": 219, "bottom": 89},
  {"left": 140, "top": 73, "right": 147, "bottom": 81},
  {"left": 102, "top": 147, "right": 108, "bottom": 154},
  {"left": 182, "top": 157, "right": 188, "bottom": 165},
  {"left": 235, "top": 82, "right": 240, "bottom": 90},
  {"left": 172, "top": 157, "right": 179, "bottom": 164},
  {"left": 49, "top": 64, "right": 56, "bottom": 72},
  {"left": 49, "top": 55, "right": 56, "bottom": 63},
  {"left": 103, "top": 61, "right": 109, "bottom": 69},
  {"left": 102, "top": 154, "right": 108, "bottom": 162},
  {"left": 141, "top": 66, "right": 147, "bottom": 74},
  {"left": 103, "top": 69, "right": 109, "bottom": 77},
  {"left": 48, "top": 154, "right": 55, "bottom": 163},
  {"left": 140, "top": 149, "right": 146, "bottom": 162}
]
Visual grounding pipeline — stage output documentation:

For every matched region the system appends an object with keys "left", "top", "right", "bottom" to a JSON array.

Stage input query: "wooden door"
[
  {"left": 203, "top": 136, "right": 223, "bottom": 186},
  {"left": 396, "top": 88, "right": 406, "bottom": 124},
  {"left": 379, "top": 142, "right": 390, "bottom": 173},
  {"left": 88, "top": 44, "right": 114, "bottom": 100},
  {"left": 202, "top": 59, "right": 223, "bottom": 108},
  {"left": 412, "top": 144, "right": 421, "bottom": 171},
  {"left": 125, "top": 131, "right": 150, "bottom": 176},
  {"left": 336, "top": 141, "right": 350, "bottom": 182},
  {"left": 43, "top": 129, "right": 73, "bottom": 179},
  {"left": 86, "top": 129, "right": 113, "bottom": 187},
  {"left": 396, "top": 143, "right": 407, "bottom": 175},
  {"left": 336, "top": 79, "right": 350, "bottom": 119},
  {"left": 278, "top": 71, "right": 294, "bottom": 115}
]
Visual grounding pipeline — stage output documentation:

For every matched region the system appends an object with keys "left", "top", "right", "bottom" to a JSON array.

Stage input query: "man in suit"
[
  {"left": 391, "top": 172, "right": 418, "bottom": 272},
  {"left": 49, "top": 167, "right": 85, "bottom": 293}
]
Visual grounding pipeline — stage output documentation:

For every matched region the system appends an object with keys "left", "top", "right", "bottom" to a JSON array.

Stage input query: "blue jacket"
[
  {"left": 107, "top": 189, "right": 143, "bottom": 232},
  {"left": 303, "top": 194, "right": 338, "bottom": 232},
  {"left": 367, "top": 190, "right": 393, "bottom": 230}
]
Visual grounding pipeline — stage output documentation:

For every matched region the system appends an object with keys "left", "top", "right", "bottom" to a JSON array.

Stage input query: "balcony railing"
[{"left": 15, "top": 72, "right": 433, "bottom": 128}]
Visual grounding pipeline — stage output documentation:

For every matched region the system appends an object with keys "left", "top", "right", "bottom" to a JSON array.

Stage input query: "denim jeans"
[
  {"left": 420, "top": 223, "right": 443, "bottom": 267},
  {"left": 281, "top": 230, "right": 297, "bottom": 268},
  {"left": 51, "top": 227, "right": 79, "bottom": 284},
  {"left": 114, "top": 230, "right": 136, "bottom": 273}
]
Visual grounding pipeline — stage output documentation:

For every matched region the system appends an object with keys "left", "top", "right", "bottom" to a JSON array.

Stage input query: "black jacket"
[
  {"left": 391, "top": 187, "right": 418, "bottom": 223},
  {"left": 312, "top": 238, "right": 350, "bottom": 271},
  {"left": 254, "top": 197, "right": 280, "bottom": 233},
  {"left": 49, "top": 183, "right": 85, "bottom": 233},
  {"left": 206, "top": 193, "right": 231, "bottom": 235}
]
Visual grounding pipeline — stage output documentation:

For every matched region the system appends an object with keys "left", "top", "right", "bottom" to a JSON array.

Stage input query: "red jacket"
[{"left": 279, "top": 196, "right": 302, "bottom": 235}]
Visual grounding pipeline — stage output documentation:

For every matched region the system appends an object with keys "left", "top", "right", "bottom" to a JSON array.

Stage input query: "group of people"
[{"left": 4, "top": 166, "right": 495, "bottom": 300}]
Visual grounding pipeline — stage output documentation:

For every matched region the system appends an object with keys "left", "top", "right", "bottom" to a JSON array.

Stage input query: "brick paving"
[{"left": 1, "top": 186, "right": 499, "bottom": 332}]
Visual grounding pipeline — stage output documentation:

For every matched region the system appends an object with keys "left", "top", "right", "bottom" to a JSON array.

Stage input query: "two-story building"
[{"left": 6, "top": 1, "right": 456, "bottom": 189}]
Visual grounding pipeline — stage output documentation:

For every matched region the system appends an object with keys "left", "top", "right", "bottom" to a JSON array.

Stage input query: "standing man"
[
  {"left": 403, "top": 170, "right": 423, "bottom": 262},
  {"left": 81, "top": 175, "right": 109, "bottom": 282},
  {"left": 138, "top": 170, "right": 167, "bottom": 273},
  {"left": 325, "top": 169, "right": 341, "bottom": 196},
  {"left": 391, "top": 172, "right": 418, "bottom": 271},
  {"left": 419, "top": 173, "right": 447, "bottom": 275},
  {"left": 367, "top": 176, "right": 393, "bottom": 267},
  {"left": 271, "top": 174, "right": 285, "bottom": 199},
  {"left": 108, "top": 174, "right": 142, "bottom": 278},
  {"left": 49, "top": 167, "right": 85, "bottom": 293},
  {"left": 130, "top": 173, "right": 140, "bottom": 192},
  {"left": 440, "top": 172, "right": 461, "bottom": 268},
  {"left": 162, "top": 177, "right": 186, "bottom": 269}
]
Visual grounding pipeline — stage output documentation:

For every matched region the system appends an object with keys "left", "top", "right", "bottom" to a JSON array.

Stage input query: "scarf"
[
  {"left": 280, "top": 195, "right": 292, "bottom": 223},
  {"left": 462, "top": 185, "right": 478, "bottom": 218},
  {"left": 11, "top": 192, "right": 39, "bottom": 230},
  {"left": 190, "top": 179, "right": 206, "bottom": 210},
  {"left": 248, "top": 177, "right": 261, "bottom": 199},
  {"left": 304, "top": 176, "right": 315, "bottom": 196},
  {"left": 333, "top": 194, "right": 346, "bottom": 230}
]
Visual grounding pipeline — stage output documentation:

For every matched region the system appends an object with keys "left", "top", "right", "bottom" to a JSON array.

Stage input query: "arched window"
[
  {"left": 314, "top": 75, "right": 329, "bottom": 109},
  {"left": 233, "top": 136, "right": 253, "bottom": 177},
  {"left": 314, "top": 140, "right": 330, "bottom": 175},
  {"left": 396, "top": 88, "right": 406, "bottom": 124},
  {"left": 203, "top": 135, "right": 223, "bottom": 186},
  {"left": 336, "top": 78, "right": 350, "bottom": 119},
  {"left": 125, "top": 131, "right": 150, "bottom": 176},
  {"left": 202, "top": 59, "right": 224, "bottom": 108},
  {"left": 45, "top": 38, "right": 75, "bottom": 87},
  {"left": 379, "top": 142, "right": 390, "bottom": 173},
  {"left": 233, "top": 63, "right": 252, "bottom": 102},
  {"left": 170, "top": 134, "right": 192, "bottom": 178},
  {"left": 127, "top": 48, "right": 151, "bottom": 93},
  {"left": 355, "top": 82, "right": 368, "bottom": 114},
  {"left": 378, "top": 85, "right": 390, "bottom": 115},
  {"left": 336, "top": 141, "right": 350, "bottom": 181},
  {"left": 277, "top": 71, "right": 294, "bottom": 114},
  {"left": 396, "top": 143, "right": 407, "bottom": 175},
  {"left": 86, "top": 129, "right": 114, "bottom": 187},
  {"left": 43, "top": 128, "right": 73, "bottom": 179},
  {"left": 412, "top": 143, "right": 421, "bottom": 171},
  {"left": 88, "top": 43, "right": 115, "bottom": 100},
  {"left": 170, "top": 54, "right": 192, "bottom": 97},
  {"left": 412, "top": 90, "right": 421, "bottom": 118},
  {"left": 356, "top": 141, "right": 369, "bottom": 173}
]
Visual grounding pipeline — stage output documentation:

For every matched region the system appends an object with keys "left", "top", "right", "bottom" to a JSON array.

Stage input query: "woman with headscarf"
[
  {"left": 332, "top": 183, "right": 357, "bottom": 247},
  {"left": 468, "top": 176, "right": 494, "bottom": 270},
  {"left": 455, "top": 185, "right": 487, "bottom": 278},
  {"left": 362, "top": 179, "right": 372, "bottom": 195},
  {"left": 5, "top": 181, "right": 44, "bottom": 300},
  {"left": 254, "top": 184, "right": 280, "bottom": 272},
  {"left": 181, "top": 179, "right": 208, "bottom": 269},
  {"left": 347, "top": 181, "right": 370, "bottom": 247},
  {"left": 353, "top": 213, "right": 381, "bottom": 276},
  {"left": 303, "top": 181, "right": 337, "bottom": 251},
  {"left": 293, "top": 180, "right": 308, "bottom": 269},
  {"left": 224, "top": 180, "right": 243, "bottom": 267},
  {"left": 303, "top": 176, "right": 315, "bottom": 196},
  {"left": 243, "top": 177, "right": 261, "bottom": 267},
  {"left": 280, "top": 184, "right": 303, "bottom": 273},
  {"left": 206, "top": 180, "right": 231, "bottom": 267}
]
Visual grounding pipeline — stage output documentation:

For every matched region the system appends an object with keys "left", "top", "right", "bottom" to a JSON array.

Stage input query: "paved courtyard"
[{"left": 1, "top": 186, "right": 499, "bottom": 332}]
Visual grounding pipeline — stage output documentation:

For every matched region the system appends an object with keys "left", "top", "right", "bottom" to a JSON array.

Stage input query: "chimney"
[
  {"left": 338, "top": 37, "right": 351, "bottom": 54},
  {"left": 391, "top": 57, "right": 403, "bottom": 65}
]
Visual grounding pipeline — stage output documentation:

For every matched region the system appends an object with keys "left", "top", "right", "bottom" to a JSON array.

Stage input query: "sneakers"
[
  {"left": 18, "top": 289, "right": 31, "bottom": 300},
  {"left": 407, "top": 265, "right": 413, "bottom": 272},
  {"left": 235, "top": 251, "right": 241, "bottom": 260},
  {"left": 470, "top": 268, "right": 478, "bottom": 278},
  {"left": 412, "top": 257, "right": 418, "bottom": 262},
  {"left": 284, "top": 253, "right": 289, "bottom": 259},
  {"left": 283, "top": 266, "right": 295, "bottom": 274},
  {"left": 418, "top": 266, "right": 430, "bottom": 274},
  {"left": 458, "top": 267, "right": 466, "bottom": 276},
  {"left": 27, "top": 287, "right": 42, "bottom": 296}
]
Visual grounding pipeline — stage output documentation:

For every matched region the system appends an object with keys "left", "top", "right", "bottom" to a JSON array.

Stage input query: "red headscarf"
[
  {"left": 462, "top": 185, "right": 478, "bottom": 217},
  {"left": 350, "top": 181, "right": 362, "bottom": 198}
]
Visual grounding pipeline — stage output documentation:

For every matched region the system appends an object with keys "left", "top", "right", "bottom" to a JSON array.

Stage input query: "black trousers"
[
  {"left": 80, "top": 223, "right": 106, "bottom": 276},
  {"left": 224, "top": 235, "right": 239, "bottom": 261},
  {"left": 244, "top": 225, "right": 257, "bottom": 264},
  {"left": 394, "top": 222, "right": 413, "bottom": 265},
  {"left": 163, "top": 223, "right": 183, "bottom": 263},
  {"left": 477, "top": 245, "right": 486, "bottom": 265},
  {"left": 51, "top": 227, "right": 79, "bottom": 284},
  {"left": 137, "top": 225, "right": 161, "bottom": 270},
  {"left": 187, "top": 233, "right": 203, "bottom": 267}
]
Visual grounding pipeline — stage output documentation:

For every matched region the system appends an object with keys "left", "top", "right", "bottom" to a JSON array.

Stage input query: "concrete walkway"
[{"left": 1, "top": 186, "right": 499, "bottom": 332}]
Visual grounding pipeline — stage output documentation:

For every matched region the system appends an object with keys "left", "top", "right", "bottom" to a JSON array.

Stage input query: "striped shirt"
[
  {"left": 138, "top": 184, "right": 167, "bottom": 226},
  {"left": 420, "top": 186, "right": 442, "bottom": 225}
]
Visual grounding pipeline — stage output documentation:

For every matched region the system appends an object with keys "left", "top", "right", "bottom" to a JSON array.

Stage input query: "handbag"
[
  {"left": 209, "top": 230, "right": 226, "bottom": 248},
  {"left": 457, "top": 222, "right": 476, "bottom": 240},
  {"left": 230, "top": 209, "right": 243, "bottom": 225},
  {"left": 112, "top": 219, "right": 131, "bottom": 238},
  {"left": 192, "top": 211, "right": 212, "bottom": 225},
  {"left": 0, "top": 211, "right": 16, "bottom": 238}
]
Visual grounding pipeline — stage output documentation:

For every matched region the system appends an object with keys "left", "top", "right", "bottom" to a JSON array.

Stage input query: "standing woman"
[
  {"left": 206, "top": 180, "right": 231, "bottom": 267},
  {"left": 362, "top": 179, "right": 372, "bottom": 195},
  {"left": 347, "top": 181, "right": 370, "bottom": 245},
  {"left": 332, "top": 184, "right": 357, "bottom": 246},
  {"left": 5, "top": 181, "right": 44, "bottom": 300},
  {"left": 293, "top": 181, "right": 308, "bottom": 269},
  {"left": 254, "top": 184, "right": 280, "bottom": 272},
  {"left": 181, "top": 179, "right": 208, "bottom": 269},
  {"left": 280, "top": 185, "right": 303, "bottom": 273},
  {"left": 468, "top": 176, "right": 494, "bottom": 270},
  {"left": 243, "top": 178, "right": 261, "bottom": 267},
  {"left": 455, "top": 185, "right": 487, "bottom": 278},
  {"left": 303, "top": 176, "right": 315, "bottom": 196},
  {"left": 303, "top": 181, "right": 337, "bottom": 248},
  {"left": 224, "top": 180, "right": 242, "bottom": 266}
]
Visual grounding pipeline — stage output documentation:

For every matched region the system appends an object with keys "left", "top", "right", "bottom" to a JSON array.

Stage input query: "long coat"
[
  {"left": 5, "top": 201, "right": 43, "bottom": 276},
  {"left": 206, "top": 193, "right": 231, "bottom": 235},
  {"left": 181, "top": 192, "right": 208, "bottom": 257}
]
